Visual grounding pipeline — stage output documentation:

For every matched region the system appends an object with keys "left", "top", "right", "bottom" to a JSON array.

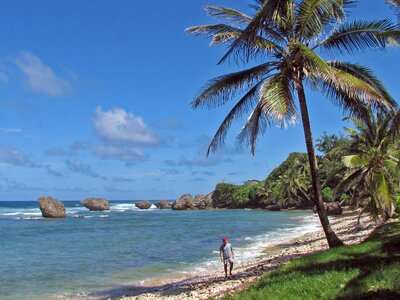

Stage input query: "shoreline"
[{"left": 100, "top": 210, "right": 378, "bottom": 300}]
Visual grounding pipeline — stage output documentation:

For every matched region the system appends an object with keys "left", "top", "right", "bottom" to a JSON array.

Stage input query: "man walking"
[{"left": 219, "top": 237, "right": 234, "bottom": 279}]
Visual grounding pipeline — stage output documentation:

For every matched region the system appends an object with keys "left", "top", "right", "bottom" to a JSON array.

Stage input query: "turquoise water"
[{"left": 0, "top": 201, "right": 320, "bottom": 299}]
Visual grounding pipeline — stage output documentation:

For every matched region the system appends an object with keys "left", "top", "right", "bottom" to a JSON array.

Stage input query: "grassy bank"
[{"left": 222, "top": 220, "right": 400, "bottom": 300}]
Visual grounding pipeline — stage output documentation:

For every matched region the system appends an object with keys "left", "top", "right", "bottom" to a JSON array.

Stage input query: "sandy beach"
[{"left": 113, "top": 209, "right": 381, "bottom": 300}]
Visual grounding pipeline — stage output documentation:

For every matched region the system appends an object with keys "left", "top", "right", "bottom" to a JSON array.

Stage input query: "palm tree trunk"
[{"left": 295, "top": 78, "right": 343, "bottom": 248}]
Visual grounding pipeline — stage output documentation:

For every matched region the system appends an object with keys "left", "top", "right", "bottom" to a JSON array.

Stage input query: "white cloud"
[
  {"left": 0, "top": 145, "right": 37, "bottom": 167},
  {"left": 93, "top": 106, "right": 159, "bottom": 146},
  {"left": 13, "top": 50, "right": 71, "bottom": 97}
]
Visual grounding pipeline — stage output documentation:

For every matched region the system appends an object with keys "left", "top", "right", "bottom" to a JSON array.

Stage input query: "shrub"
[{"left": 322, "top": 187, "right": 334, "bottom": 202}]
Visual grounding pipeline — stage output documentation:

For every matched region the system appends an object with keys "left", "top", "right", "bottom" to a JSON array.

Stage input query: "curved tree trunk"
[{"left": 295, "top": 78, "right": 343, "bottom": 248}]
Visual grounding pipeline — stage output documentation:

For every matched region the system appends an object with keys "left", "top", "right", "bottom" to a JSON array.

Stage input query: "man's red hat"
[{"left": 222, "top": 237, "right": 228, "bottom": 242}]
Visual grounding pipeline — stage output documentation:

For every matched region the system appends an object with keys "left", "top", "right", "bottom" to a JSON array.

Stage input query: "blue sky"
[{"left": 0, "top": 0, "right": 398, "bottom": 201}]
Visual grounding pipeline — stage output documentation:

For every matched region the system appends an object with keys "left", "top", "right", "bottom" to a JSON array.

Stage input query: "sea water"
[{"left": 0, "top": 201, "right": 320, "bottom": 299}]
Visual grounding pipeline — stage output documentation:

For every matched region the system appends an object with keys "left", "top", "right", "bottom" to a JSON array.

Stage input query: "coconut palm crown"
[{"left": 187, "top": 0, "right": 399, "bottom": 248}]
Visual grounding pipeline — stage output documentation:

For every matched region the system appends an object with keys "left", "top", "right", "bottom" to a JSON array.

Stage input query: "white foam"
[
  {"left": 111, "top": 203, "right": 158, "bottom": 212},
  {"left": 98, "top": 215, "right": 109, "bottom": 218},
  {"left": 111, "top": 203, "right": 137, "bottom": 211},
  {"left": 2, "top": 212, "right": 21, "bottom": 216}
]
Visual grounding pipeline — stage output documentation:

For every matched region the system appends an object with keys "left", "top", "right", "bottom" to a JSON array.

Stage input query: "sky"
[{"left": 0, "top": 0, "right": 399, "bottom": 201}]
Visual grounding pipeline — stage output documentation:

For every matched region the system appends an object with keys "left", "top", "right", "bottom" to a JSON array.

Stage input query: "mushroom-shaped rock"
[
  {"left": 172, "top": 194, "right": 195, "bottom": 210},
  {"left": 38, "top": 196, "right": 66, "bottom": 218},
  {"left": 155, "top": 200, "right": 172, "bottom": 209},
  {"left": 81, "top": 198, "right": 110, "bottom": 211},
  {"left": 135, "top": 200, "right": 152, "bottom": 209}
]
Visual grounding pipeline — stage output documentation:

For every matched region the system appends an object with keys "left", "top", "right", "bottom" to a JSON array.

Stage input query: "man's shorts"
[{"left": 224, "top": 257, "right": 234, "bottom": 265}]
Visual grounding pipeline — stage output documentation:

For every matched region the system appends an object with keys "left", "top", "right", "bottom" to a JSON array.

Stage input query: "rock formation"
[
  {"left": 38, "top": 196, "right": 66, "bottom": 218},
  {"left": 155, "top": 200, "right": 172, "bottom": 209},
  {"left": 135, "top": 200, "right": 152, "bottom": 209},
  {"left": 325, "top": 202, "right": 343, "bottom": 215},
  {"left": 193, "top": 194, "right": 213, "bottom": 209},
  {"left": 266, "top": 204, "right": 281, "bottom": 211},
  {"left": 172, "top": 194, "right": 195, "bottom": 210},
  {"left": 81, "top": 198, "right": 110, "bottom": 211},
  {"left": 314, "top": 202, "right": 343, "bottom": 216}
]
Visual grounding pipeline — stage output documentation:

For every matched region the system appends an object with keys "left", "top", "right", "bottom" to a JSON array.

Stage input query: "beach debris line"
[
  {"left": 38, "top": 196, "right": 66, "bottom": 218},
  {"left": 81, "top": 197, "right": 110, "bottom": 211}
]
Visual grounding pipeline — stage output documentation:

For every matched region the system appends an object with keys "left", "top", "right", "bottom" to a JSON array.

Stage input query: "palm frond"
[
  {"left": 295, "top": 0, "right": 350, "bottom": 41},
  {"left": 326, "top": 61, "right": 396, "bottom": 110},
  {"left": 385, "top": 0, "right": 400, "bottom": 21},
  {"left": 205, "top": 6, "right": 252, "bottom": 26},
  {"left": 211, "top": 31, "right": 285, "bottom": 54},
  {"left": 313, "top": 64, "right": 397, "bottom": 115},
  {"left": 297, "top": 42, "right": 330, "bottom": 75},
  {"left": 206, "top": 81, "right": 264, "bottom": 156},
  {"left": 258, "top": 72, "right": 298, "bottom": 127},
  {"left": 191, "top": 62, "right": 277, "bottom": 109},
  {"left": 185, "top": 24, "right": 241, "bottom": 38},
  {"left": 375, "top": 172, "right": 392, "bottom": 210},
  {"left": 318, "top": 19, "right": 398, "bottom": 53},
  {"left": 342, "top": 154, "right": 370, "bottom": 168},
  {"left": 218, "top": 0, "right": 288, "bottom": 64},
  {"left": 334, "top": 168, "right": 364, "bottom": 194},
  {"left": 237, "top": 101, "right": 269, "bottom": 156}
]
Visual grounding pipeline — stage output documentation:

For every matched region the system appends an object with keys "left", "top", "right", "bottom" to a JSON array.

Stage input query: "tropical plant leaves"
[{"left": 319, "top": 19, "right": 398, "bottom": 53}]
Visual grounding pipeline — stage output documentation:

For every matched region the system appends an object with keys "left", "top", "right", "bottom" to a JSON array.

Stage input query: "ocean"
[{"left": 0, "top": 201, "right": 320, "bottom": 299}]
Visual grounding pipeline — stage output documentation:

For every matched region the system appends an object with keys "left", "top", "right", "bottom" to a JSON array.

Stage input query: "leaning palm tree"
[{"left": 187, "top": 0, "right": 398, "bottom": 248}]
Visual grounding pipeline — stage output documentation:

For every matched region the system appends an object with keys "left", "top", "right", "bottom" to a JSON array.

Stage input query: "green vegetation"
[
  {"left": 337, "top": 109, "right": 400, "bottom": 219},
  {"left": 212, "top": 182, "right": 264, "bottom": 208},
  {"left": 221, "top": 220, "right": 400, "bottom": 300},
  {"left": 212, "top": 118, "right": 400, "bottom": 219},
  {"left": 188, "top": 0, "right": 398, "bottom": 247}
]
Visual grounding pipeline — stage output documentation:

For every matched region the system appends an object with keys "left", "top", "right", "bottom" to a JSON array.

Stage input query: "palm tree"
[
  {"left": 337, "top": 109, "right": 400, "bottom": 221},
  {"left": 276, "top": 153, "right": 312, "bottom": 206},
  {"left": 316, "top": 133, "right": 351, "bottom": 190},
  {"left": 187, "top": 1, "right": 398, "bottom": 248}
]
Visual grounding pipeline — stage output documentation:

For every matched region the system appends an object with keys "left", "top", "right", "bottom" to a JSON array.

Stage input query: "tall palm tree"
[{"left": 187, "top": 0, "right": 398, "bottom": 248}]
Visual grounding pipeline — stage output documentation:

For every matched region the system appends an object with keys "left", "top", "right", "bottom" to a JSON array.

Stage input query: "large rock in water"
[
  {"left": 38, "top": 196, "right": 66, "bottom": 218},
  {"left": 81, "top": 198, "right": 110, "bottom": 211},
  {"left": 155, "top": 200, "right": 172, "bottom": 209},
  {"left": 172, "top": 194, "right": 195, "bottom": 210},
  {"left": 135, "top": 200, "right": 152, "bottom": 209}
]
